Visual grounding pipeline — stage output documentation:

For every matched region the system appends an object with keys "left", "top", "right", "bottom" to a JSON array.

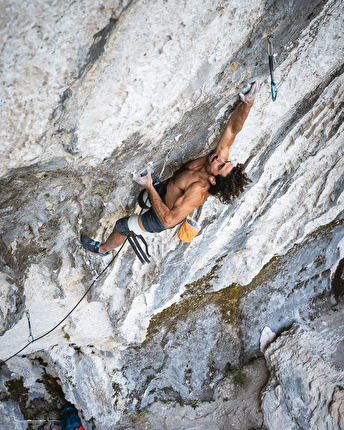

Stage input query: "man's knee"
[
  {"left": 115, "top": 217, "right": 131, "bottom": 236},
  {"left": 115, "top": 215, "right": 146, "bottom": 236}
]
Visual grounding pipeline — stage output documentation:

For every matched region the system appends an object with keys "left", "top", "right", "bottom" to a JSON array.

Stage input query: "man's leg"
[
  {"left": 81, "top": 215, "right": 148, "bottom": 256},
  {"left": 98, "top": 228, "right": 126, "bottom": 253},
  {"left": 100, "top": 214, "right": 148, "bottom": 253}
]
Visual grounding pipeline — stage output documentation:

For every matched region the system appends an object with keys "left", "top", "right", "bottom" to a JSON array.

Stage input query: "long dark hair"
[{"left": 208, "top": 163, "right": 251, "bottom": 204}]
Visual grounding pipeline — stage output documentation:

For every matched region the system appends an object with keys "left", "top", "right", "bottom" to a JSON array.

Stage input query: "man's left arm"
[
  {"left": 216, "top": 80, "right": 261, "bottom": 160},
  {"left": 133, "top": 172, "right": 205, "bottom": 228}
]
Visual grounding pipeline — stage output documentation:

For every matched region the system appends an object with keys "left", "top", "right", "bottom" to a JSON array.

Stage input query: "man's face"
[{"left": 206, "top": 153, "right": 235, "bottom": 177}]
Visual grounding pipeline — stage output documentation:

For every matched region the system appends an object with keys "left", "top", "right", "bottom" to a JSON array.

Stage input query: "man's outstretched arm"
[{"left": 215, "top": 80, "right": 261, "bottom": 160}]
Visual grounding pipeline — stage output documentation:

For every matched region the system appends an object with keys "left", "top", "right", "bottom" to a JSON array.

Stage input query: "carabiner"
[
  {"left": 271, "top": 82, "right": 277, "bottom": 102},
  {"left": 268, "top": 38, "right": 277, "bottom": 102}
]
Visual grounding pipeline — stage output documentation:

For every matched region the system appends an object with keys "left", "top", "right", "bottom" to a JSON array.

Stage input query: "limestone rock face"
[
  {"left": 0, "top": 0, "right": 344, "bottom": 428},
  {"left": 262, "top": 308, "right": 344, "bottom": 430}
]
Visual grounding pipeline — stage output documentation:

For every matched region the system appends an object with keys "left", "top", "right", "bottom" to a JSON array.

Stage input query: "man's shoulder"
[
  {"left": 184, "top": 172, "right": 211, "bottom": 196},
  {"left": 184, "top": 155, "right": 207, "bottom": 171},
  {"left": 174, "top": 168, "right": 208, "bottom": 186}
]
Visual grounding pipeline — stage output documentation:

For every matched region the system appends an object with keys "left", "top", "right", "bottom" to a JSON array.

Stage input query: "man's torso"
[{"left": 164, "top": 155, "right": 210, "bottom": 209}]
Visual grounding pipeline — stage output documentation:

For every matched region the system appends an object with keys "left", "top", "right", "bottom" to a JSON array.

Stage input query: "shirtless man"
[{"left": 81, "top": 81, "right": 261, "bottom": 256}]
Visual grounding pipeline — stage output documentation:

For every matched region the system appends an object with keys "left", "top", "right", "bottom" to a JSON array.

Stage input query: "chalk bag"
[{"left": 177, "top": 217, "right": 201, "bottom": 242}]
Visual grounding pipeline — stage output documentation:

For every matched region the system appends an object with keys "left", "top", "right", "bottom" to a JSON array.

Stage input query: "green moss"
[
  {"left": 146, "top": 218, "right": 343, "bottom": 353},
  {"left": 147, "top": 280, "right": 242, "bottom": 340},
  {"left": 180, "top": 254, "right": 229, "bottom": 299},
  {"left": 61, "top": 326, "right": 70, "bottom": 341},
  {"left": 5, "top": 377, "right": 29, "bottom": 401},
  {"left": 232, "top": 372, "right": 247, "bottom": 387},
  {"left": 146, "top": 262, "right": 243, "bottom": 342},
  {"left": 6, "top": 377, "right": 24, "bottom": 390},
  {"left": 34, "top": 373, "right": 67, "bottom": 406},
  {"left": 180, "top": 264, "right": 221, "bottom": 299},
  {"left": 191, "top": 400, "right": 199, "bottom": 410},
  {"left": 223, "top": 369, "right": 247, "bottom": 387}
]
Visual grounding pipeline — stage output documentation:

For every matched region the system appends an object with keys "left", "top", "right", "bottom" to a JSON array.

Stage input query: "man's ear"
[{"left": 209, "top": 175, "right": 216, "bottom": 186}]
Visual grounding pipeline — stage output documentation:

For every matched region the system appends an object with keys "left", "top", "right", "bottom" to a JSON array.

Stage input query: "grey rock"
[
  {"left": 261, "top": 307, "right": 344, "bottom": 429},
  {"left": 0, "top": 0, "right": 344, "bottom": 428}
]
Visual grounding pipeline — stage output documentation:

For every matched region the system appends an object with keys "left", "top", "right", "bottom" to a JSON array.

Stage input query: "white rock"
[{"left": 260, "top": 326, "right": 276, "bottom": 353}]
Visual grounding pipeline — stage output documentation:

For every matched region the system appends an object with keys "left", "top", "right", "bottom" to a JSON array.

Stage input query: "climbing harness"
[
  {"left": 137, "top": 189, "right": 151, "bottom": 210},
  {"left": 129, "top": 150, "right": 173, "bottom": 261},
  {"left": 137, "top": 149, "right": 172, "bottom": 209},
  {"left": 25, "top": 310, "right": 34, "bottom": 343},
  {"left": 268, "top": 37, "right": 277, "bottom": 102}
]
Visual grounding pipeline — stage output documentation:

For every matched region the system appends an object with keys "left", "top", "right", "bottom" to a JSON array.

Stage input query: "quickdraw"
[
  {"left": 155, "top": 148, "right": 172, "bottom": 185},
  {"left": 25, "top": 310, "right": 34, "bottom": 343},
  {"left": 268, "top": 37, "right": 277, "bottom": 102}
]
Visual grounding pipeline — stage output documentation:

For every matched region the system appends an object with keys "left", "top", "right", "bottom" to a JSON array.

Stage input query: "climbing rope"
[
  {"left": 1, "top": 153, "right": 171, "bottom": 366},
  {"left": 0, "top": 237, "right": 128, "bottom": 366},
  {"left": 268, "top": 37, "right": 277, "bottom": 102}
]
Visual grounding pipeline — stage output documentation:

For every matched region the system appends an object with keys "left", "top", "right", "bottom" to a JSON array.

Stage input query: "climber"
[
  {"left": 49, "top": 406, "right": 85, "bottom": 430},
  {"left": 81, "top": 80, "right": 261, "bottom": 256},
  {"left": 60, "top": 407, "right": 84, "bottom": 430}
]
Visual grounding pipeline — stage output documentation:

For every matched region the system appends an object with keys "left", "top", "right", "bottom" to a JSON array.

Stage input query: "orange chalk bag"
[{"left": 177, "top": 216, "right": 201, "bottom": 242}]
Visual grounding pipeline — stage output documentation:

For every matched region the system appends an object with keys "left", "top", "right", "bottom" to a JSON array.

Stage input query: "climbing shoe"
[{"left": 80, "top": 234, "right": 108, "bottom": 256}]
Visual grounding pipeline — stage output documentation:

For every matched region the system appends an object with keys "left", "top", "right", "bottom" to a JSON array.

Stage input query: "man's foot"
[{"left": 81, "top": 234, "right": 108, "bottom": 256}]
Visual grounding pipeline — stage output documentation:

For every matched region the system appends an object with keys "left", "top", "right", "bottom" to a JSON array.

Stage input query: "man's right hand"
[
  {"left": 239, "top": 80, "right": 262, "bottom": 105},
  {"left": 132, "top": 170, "right": 153, "bottom": 190}
]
